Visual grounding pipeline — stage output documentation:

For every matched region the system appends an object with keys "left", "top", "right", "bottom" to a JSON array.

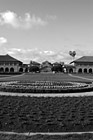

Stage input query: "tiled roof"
[
  {"left": 30, "top": 61, "right": 40, "bottom": 65},
  {"left": 53, "top": 62, "right": 60, "bottom": 65},
  {"left": 0, "top": 54, "right": 22, "bottom": 62},
  {"left": 42, "top": 61, "right": 52, "bottom": 65},
  {"left": 22, "top": 64, "right": 28, "bottom": 67},
  {"left": 53, "top": 62, "right": 64, "bottom": 65},
  {"left": 71, "top": 56, "right": 93, "bottom": 63},
  {"left": 64, "top": 64, "right": 75, "bottom": 68}
]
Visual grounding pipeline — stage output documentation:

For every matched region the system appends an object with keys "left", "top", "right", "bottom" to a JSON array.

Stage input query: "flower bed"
[
  {"left": 0, "top": 96, "right": 93, "bottom": 132},
  {"left": 0, "top": 81, "right": 92, "bottom": 93},
  {"left": 0, "top": 133, "right": 93, "bottom": 140}
]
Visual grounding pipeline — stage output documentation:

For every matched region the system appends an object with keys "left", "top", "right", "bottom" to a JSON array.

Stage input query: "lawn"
[
  {"left": 0, "top": 73, "right": 92, "bottom": 93},
  {"left": 0, "top": 73, "right": 92, "bottom": 83}
]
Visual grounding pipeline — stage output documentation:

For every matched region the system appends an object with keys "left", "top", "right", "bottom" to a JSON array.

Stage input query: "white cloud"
[
  {"left": 0, "top": 37, "right": 7, "bottom": 45},
  {"left": 46, "top": 15, "right": 57, "bottom": 20},
  {"left": 3, "top": 46, "right": 93, "bottom": 64},
  {"left": 6, "top": 48, "right": 71, "bottom": 63},
  {"left": 43, "top": 50, "right": 55, "bottom": 55},
  {"left": 4, "top": 46, "right": 93, "bottom": 64},
  {"left": 0, "top": 11, "right": 47, "bottom": 29}
]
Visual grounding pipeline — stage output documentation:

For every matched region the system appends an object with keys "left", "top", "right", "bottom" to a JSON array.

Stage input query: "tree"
[
  {"left": 29, "top": 66, "right": 40, "bottom": 73},
  {"left": 69, "top": 51, "right": 76, "bottom": 60},
  {"left": 52, "top": 64, "right": 62, "bottom": 73}
]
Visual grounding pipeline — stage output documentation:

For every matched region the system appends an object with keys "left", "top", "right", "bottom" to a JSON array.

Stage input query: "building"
[
  {"left": 63, "top": 64, "right": 76, "bottom": 73},
  {"left": 71, "top": 56, "right": 93, "bottom": 73},
  {"left": 40, "top": 61, "right": 53, "bottom": 72},
  {"left": 0, "top": 54, "right": 24, "bottom": 73},
  {"left": 29, "top": 61, "right": 40, "bottom": 72},
  {"left": 30, "top": 61, "right": 40, "bottom": 67},
  {"left": 53, "top": 62, "right": 64, "bottom": 66},
  {"left": 20, "top": 64, "right": 29, "bottom": 73}
]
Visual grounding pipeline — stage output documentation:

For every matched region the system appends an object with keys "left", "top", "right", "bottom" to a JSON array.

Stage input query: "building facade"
[
  {"left": 63, "top": 64, "right": 76, "bottom": 73},
  {"left": 40, "top": 61, "right": 53, "bottom": 72},
  {"left": 2, "top": 54, "right": 93, "bottom": 74},
  {"left": 0, "top": 54, "right": 25, "bottom": 73},
  {"left": 71, "top": 56, "right": 93, "bottom": 73}
]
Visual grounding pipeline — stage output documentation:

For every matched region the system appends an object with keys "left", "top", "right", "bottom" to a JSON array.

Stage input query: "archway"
[
  {"left": 5, "top": 67, "right": 9, "bottom": 73},
  {"left": 19, "top": 68, "right": 23, "bottom": 73},
  {"left": 10, "top": 67, "right": 14, "bottom": 73},
  {"left": 78, "top": 68, "right": 82, "bottom": 73},
  {"left": 0, "top": 67, "right": 4, "bottom": 73},
  {"left": 84, "top": 68, "right": 87, "bottom": 73},
  {"left": 25, "top": 68, "right": 28, "bottom": 73},
  {"left": 69, "top": 68, "right": 73, "bottom": 73},
  {"left": 89, "top": 68, "right": 92, "bottom": 73}
]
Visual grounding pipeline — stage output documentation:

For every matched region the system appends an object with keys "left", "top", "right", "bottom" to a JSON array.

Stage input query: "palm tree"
[{"left": 69, "top": 50, "right": 76, "bottom": 60}]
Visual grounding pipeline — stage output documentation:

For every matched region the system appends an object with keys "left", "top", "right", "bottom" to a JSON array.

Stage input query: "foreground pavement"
[
  {"left": 0, "top": 91, "right": 93, "bottom": 97},
  {"left": 0, "top": 131, "right": 93, "bottom": 136}
]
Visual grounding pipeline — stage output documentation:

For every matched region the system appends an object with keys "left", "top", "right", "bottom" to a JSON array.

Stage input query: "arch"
[
  {"left": 69, "top": 68, "right": 73, "bottom": 73},
  {"left": 0, "top": 67, "right": 4, "bottom": 73},
  {"left": 25, "top": 68, "right": 28, "bottom": 73},
  {"left": 19, "top": 67, "right": 23, "bottom": 73},
  {"left": 84, "top": 68, "right": 87, "bottom": 73},
  {"left": 89, "top": 68, "right": 92, "bottom": 73},
  {"left": 10, "top": 67, "right": 14, "bottom": 73},
  {"left": 78, "top": 68, "right": 82, "bottom": 73},
  {"left": 5, "top": 67, "right": 9, "bottom": 73}
]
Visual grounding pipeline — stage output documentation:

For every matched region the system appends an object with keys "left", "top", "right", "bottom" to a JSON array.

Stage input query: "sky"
[{"left": 0, "top": 0, "right": 93, "bottom": 64}]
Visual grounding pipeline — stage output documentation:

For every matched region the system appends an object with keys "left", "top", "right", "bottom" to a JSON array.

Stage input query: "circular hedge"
[{"left": 0, "top": 81, "right": 92, "bottom": 93}]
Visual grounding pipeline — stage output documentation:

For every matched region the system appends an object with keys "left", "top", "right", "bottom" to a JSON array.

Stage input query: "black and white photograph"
[{"left": 0, "top": 0, "right": 93, "bottom": 139}]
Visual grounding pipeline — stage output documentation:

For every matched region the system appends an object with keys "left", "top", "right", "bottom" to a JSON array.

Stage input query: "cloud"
[
  {"left": 5, "top": 48, "right": 72, "bottom": 63},
  {"left": 43, "top": 50, "right": 55, "bottom": 55},
  {"left": 0, "top": 37, "right": 7, "bottom": 45},
  {"left": 3, "top": 44, "right": 93, "bottom": 64},
  {"left": 0, "top": 11, "right": 47, "bottom": 29},
  {"left": 4, "top": 46, "right": 93, "bottom": 64},
  {"left": 46, "top": 15, "right": 57, "bottom": 20}
]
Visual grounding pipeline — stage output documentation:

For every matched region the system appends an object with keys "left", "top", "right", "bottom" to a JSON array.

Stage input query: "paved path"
[
  {"left": 69, "top": 74, "right": 93, "bottom": 81},
  {"left": 0, "top": 91, "right": 93, "bottom": 97},
  {"left": 0, "top": 73, "right": 24, "bottom": 80},
  {"left": 0, "top": 131, "right": 93, "bottom": 136}
]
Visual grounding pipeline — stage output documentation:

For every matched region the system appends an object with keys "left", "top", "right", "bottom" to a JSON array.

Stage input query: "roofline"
[{"left": 5, "top": 54, "right": 23, "bottom": 63}]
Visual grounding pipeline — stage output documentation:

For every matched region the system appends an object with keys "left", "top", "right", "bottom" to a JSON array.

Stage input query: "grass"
[
  {"left": 0, "top": 73, "right": 92, "bottom": 83},
  {"left": 0, "top": 73, "right": 92, "bottom": 93},
  {"left": 71, "top": 73, "right": 93, "bottom": 79}
]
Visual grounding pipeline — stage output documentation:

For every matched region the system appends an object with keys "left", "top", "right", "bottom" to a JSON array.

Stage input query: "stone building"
[
  {"left": 40, "top": 61, "right": 53, "bottom": 72},
  {"left": 0, "top": 54, "right": 24, "bottom": 73},
  {"left": 30, "top": 61, "right": 40, "bottom": 67},
  {"left": 71, "top": 56, "right": 93, "bottom": 73},
  {"left": 63, "top": 64, "right": 76, "bottom": 73}
]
